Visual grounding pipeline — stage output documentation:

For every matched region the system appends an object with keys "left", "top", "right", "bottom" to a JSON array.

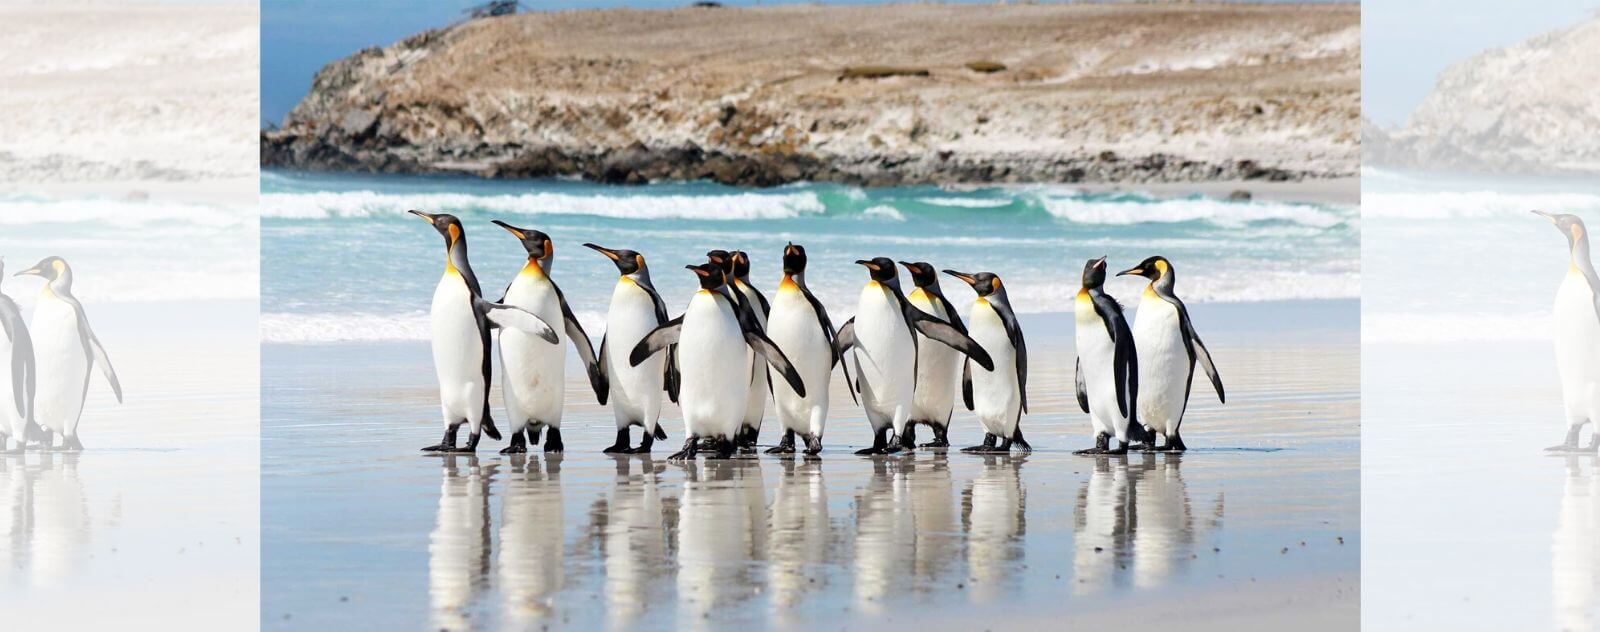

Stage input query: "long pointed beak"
[
  {"left": 1533, "top": 210, "right": 1558, "bottom": 223},
  {"left": 584, "top": 243, "right": 621, "bottom": 261},
  {"left": 942, "top": 269, "right": 976, "bottom": 284},
  {"left": 489, "top": 219, "right": 527, "bottom": 239},
  {"left": 1116, "top": 267, "right": 1143, "bottom": 277},
  {"left": 13, "top": 266, "right": 42, "bottom": 278},
  {"left": 897, "top": 261, "right": 919, "bottom": 273},
  {"left": 408, "top": 209, "right": 437, "bottom": 223}
]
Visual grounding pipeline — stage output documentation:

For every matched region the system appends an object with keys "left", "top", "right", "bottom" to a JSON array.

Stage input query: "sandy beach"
[{"left": 262, "top": 301, "right": 1357, "bottom": 629}]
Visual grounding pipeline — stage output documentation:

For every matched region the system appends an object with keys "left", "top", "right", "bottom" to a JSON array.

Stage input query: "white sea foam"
[
  {"left": 261, "top": 190, "right": 828, "bottom": 221},
  {"left": 861, "top": 205, "right": 906, "bottom": 221},
  {"left": 1039, "top": 195, "right": 1351, "bottom": 228},
  {"left": 1362, "top": 190, "right": 1600, "bottom": 220},
  {"left": 913, "top": 197, "right": 1013, "bottom": 208}
]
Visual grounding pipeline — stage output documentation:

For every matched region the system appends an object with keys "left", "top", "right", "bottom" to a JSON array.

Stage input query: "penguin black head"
[
  {"left": 584, "top": 243, "right": 647, "bottom": 276},
  {"left": 1080, "top": 257, "right": 1110, "bottom": 290},
  {"left": 856, "top": 257, "right": 898, "bottom": 283},
  {"left": 1118, "top": 256, "right": 1172, "bottom": 283},
  {"left": 490, "top": 220, "right": 554, "bottom": 264},
  {"left": 782, "top": 242, "right": 808, "bottom": 275},
  {"left": 730, "top": 251, "right": 753, "bottom": 280},
  {"left": 408, "top": 210, "right": 463, "bottom": 244},
  {"left": 899, "top": 261, "right": 939, "bottom": 288},
  {"left": 13, "top": 256, "right": 70, "bottom": 283},
  {"left": 687, "top": 262, "right": 727, "bottom": 291},
  {"left": 1535, "top": 210, "right": 1591, "bottom": 252},
  {"left": 944, "top": 269, "right": 1001, "bottom": 297},
  {"left": 706, "top": 250, "right": 734, "bottom": 276}
]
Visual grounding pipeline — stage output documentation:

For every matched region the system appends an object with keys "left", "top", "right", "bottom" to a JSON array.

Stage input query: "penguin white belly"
[
  {"left": 0, "top": 336, "right": 23, "bottom": 440},
  {"left": 1133, "top": 295, "right": 1190, "bottom": 436},
  {"left": 677, "top": 292, "right": 748, "bottom": 439},
  {"left": 738, "top": 283, "right": 770, "bottom": 430},
  {"left": 604, "top": 281, "right": 665, "bottom": 430},
  {"left": 1075, "top": 295, "right": 1129, "bottom": 441},
  {"left": 853, "top": 284, "right": 915, "bottom": 432},
  {"left": 31, "top": 296, "right": 88, "bottom": 438},
  {"left": 968, "top": 300, "right": 1020, "bottom": 438},
  {"left": 430, "top": 273, "right": 485, "bottom": 427},
  {"left": 907, "top": 289, "right": 958, "bottom": 425},
  {"left": 1555, "top": 273, "right": 1600, "bottom": 426},
  {"left": 500, "top": 273, "right": 566, "bottom": 429},
  {"left": 766, "top": 283, "right": 831, "bottom": 437}
]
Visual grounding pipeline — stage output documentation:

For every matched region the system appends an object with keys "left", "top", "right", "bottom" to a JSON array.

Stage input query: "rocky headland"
[{"left": 262, "top": 4, "right": 1358, "bottom": 187}]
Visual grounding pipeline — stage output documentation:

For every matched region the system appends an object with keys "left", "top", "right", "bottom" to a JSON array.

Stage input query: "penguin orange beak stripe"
[
  {"left": 855, "top": 260, "right": 879, "bottom": 271},
  {"left": 490, "top": 220, "right": 526, "bottom": 240},
  {"left": 1117, "top": 268, "right": 1144, "bottom": 277},
  {"left": 408, "top": 209, "right": 436, "bottom": 223},
  {"left": 584, "top": 243, "right": 621, "bottom": 261},
  {"left": 941, "top": 270, "right": 976, "bottom": 284}
]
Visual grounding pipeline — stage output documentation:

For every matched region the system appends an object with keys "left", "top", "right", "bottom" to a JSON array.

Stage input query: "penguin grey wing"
[
  {"left": 835, "top": 318, "right": 857, "bottom": 355},
  {"left": 744, "top": 329, "right": 806, "bottom": 398},
  {"left": 629, "top": 316, "right": 683, "bottom": 367},
  {"left": 0, "top": 297, "right": 33, "bottom": 417},
  {"left": 595, "top": 335, "right": 610, "bottom": 406},
  {"left": 475, "top": 297, "right": 560, "bottom": 343},
  {"left": 909, "top": 311, "right": 995, "bottom": 371},
  {"left": 553, "top": 284, "right": 606, "bottom": 402},
  {"left": 1091, "top": 293, "right": 1135, "bottom": 418},
  {"left": 1074, "top": 357, "right": 1090, "bottom": 414},
  {"left": 962, "top": 358, "right": 975, "bottom": 411},
  {"left": 87, "top": 330, "right": 122, "bottom": 404},
  {"left": 1178, "top": 308, "right": 1225, "bottom": 404}
]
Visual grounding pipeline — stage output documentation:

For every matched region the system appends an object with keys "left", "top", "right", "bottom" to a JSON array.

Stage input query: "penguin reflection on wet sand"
[
  {"left": 594, "top": 456, "right": 667, "bottom": 626},
  {"left": 585, "top": 243, "right": 678, "bottom": 454},
  {"left": 1553, "top": 455, "right": 1600, "bottom": 630},
  {"left": 13, "top": 257, "right": 121, "bottom": 451},
  {"left": 765, "top": 243, "right": 853, "bottom": 455},
  {"left": 708, "top": 249, "right": 771, "bottom": 453},
  {"left": 1120, "top": 256, "right": 1224, "bottom": 452},
  {"left": 428, "top": 455, "right": 494, "bottom": 631},
  {"left": 0, "top": 259, "right": 39, "bottom": 451},
  {"left": 410, "top": 211, "right": 558, "bottom": 454},
  {"left": 898, "top": 261, "right": 965, "bottom": 450},
  {"left": 491, "top": 222, "right": 604, "bottom": 454},
  {"left": 962, "top": 454, "right": 1026, "bottom": 602},
  {"left": 1534, "top": 211, "right": 1600, "bottom": 452},
  {"left": 945, "top": 270, "right": 1031, "bottom": 454},
  {"left": 836, "top": 257, "right": 993, "bottom": 455},
  {"left": 768, "top": 457, "right": 831, "bottom": 615},
  {"left": 675, "top": 459, "right": 766, "bottom": 619},
  {"left": 498, "top": 454, "right": 564, "bottom": 626},
  {"left": 630, "top": 262, "right": 805, "bottom": 460},
  {"left": 1074, "top": 257, "right": 1151, "bottom": 455},
  {"left": 1072, "top": 455, "right": 1134, "bottom": 596}
]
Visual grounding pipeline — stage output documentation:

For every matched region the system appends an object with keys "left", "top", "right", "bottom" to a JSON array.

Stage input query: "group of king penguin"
[
  {"left": 0, "top": 256, "right": 122, "bottom": 452},
  {"left": 410, "top": 210, "right": 1224, "bottom": 460},
  {"left": 1536, "top": 211, "right": 1600, "bottom": 453}
]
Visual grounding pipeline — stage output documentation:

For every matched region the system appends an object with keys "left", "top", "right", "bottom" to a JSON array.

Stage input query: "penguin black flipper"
[
  {"left": 0, "top": 296, "right": 34, "bottom": 418},
  {"left": 1090, "top": 292, "right": 1138, "bottom": 420},
  {"left": 553, "top": 283, "right": 606, "bottom": 402},
  {"left": 928, "top": 287, "right": 968, "bottom": 334},
  {"left": 744, "top": 329, "right": 807, "bottom": 398},
  {"left": 595, "top": 335, "right": 610, "bottom": 406},
  {"left": 54, "top": 291, "right": 123, "bottom": 404},
  {"left": 475, "top": 297, "right": 560, "bottom": 343},
  {"left": 962, "top": 358, "right": 975, "bottom": 411},
  {"left": 989, "top": 297, "right": 1028, "bottom": 413},
  {"left": 835, "top": 318, "right": 857, "bottom": 354},
  {"left": 1179, "top": 308, "right": 1225, "bottom": 403},
  {"left": 909, "top": 312, "right": 994, "bottom": 372},
  {"left": 630, "top": 316, "right": 683, "bottom": 367},
  {"left": 664, "top": 346, "right": 681, "bottom": 403},
  {"left": 1074, "top": 357, "right": 1090, "bottom": 414},
  {"left": 748, "top": 282, "right": 772, "bottom": 320},
  {"left": 637, "top": 273, "right": 681, "bottom": 401},
  {"left": 801, "top": 284, "right": 857, "bottom": 404}
]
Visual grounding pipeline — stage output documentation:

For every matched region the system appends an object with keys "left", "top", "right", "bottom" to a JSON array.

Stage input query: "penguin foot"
[
  {"left": 420, "top": 444, "right": 452, "bottom": 452},
  {"left": 1132, "top": 441, "right": 1157, "bottom": 452},
  {"left": 1073, "top": 447, "right": 1106, "bottom": 455},
  {"left": 499, "top": 444, "right": 527, "bottom": 454},
  {"left": 668, "top": 437, "right": 698, "bottom": 461},
  {"left": 603, "top": 428, "right": 631, "bottom": 454},
  {"left": 543, "top": 428, "right": 565, "bottom": 454},
  {"left": 803, "top": 434, "right": 824, "bottom": 455},
  {"left": 764, "top": 445, "right": 794, "bottom": 454},
  {"left": 961, "top": 444, "right": 990, "bottom": 453},
  {"left": 667, "top": 449, "right": 693, "bottom": 461},
  {"left": 919, "top": 441, "right": 949, "bottom": 449},
  {"left": 855, "top": 446, "right": 883, "bottom": 456}
]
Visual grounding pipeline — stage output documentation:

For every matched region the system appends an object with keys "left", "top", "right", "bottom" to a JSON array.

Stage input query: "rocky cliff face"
[
  {"left": 1363, "top": 16, "right": 1600, "bottom": 174},
  {"left": 262, "top": 4, "right": 1358, "bottom": 187}
]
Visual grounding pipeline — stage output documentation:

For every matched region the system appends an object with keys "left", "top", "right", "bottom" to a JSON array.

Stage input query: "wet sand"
[
  {"left": 0, "top": 300, "right": 259, "bottom": 627},
  {"left": 262, "top": 300, "right": 1356, "bottom": 629},
  {"left": 1363, "top": 342, "right": 1592, "bottom": 630}
]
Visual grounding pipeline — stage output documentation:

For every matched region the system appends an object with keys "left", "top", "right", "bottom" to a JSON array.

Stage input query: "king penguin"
[
  {"left": 944, "top": 270, "right": 1031, "bottom": 454},
  {"left": 835, "top": 257, "right": 993, "bottom": 455},
  {"left": 490, "top": 221, "right": 604, "bottom": 454},
  {"left": 1535, "top": 211, "right": 1600, "bottom": 452},
  {"left": 410, "top": 211, "right": 558, "bottom": 454},
  {"left": 1119, "top": 256, "right": 1224, "bottom": 452},
  {"left": 707, "top": 249, "right": 771, "bottom": 453},
  {"left": 585, "top": 243, "right": 678, "bottom": 453},
  {"left": 13, "top": 257, "right": 120, "bottom": 451},
  {"left": 764, "top": 243, "right": 854, "bottom": 455},
  {"left": 898, "top": 261, "right": 965, "bottom": 449},
  {"left": 629, "top": 262, "right": 805, "bottom": 460},
  {"left": 1073, "top": 257, "right": 1148, "bottom": 455},
  {"left": 0, "top": 259, "right": 39, "bottom": 451}
]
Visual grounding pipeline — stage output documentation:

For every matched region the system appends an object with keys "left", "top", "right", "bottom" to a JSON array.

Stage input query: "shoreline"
[{"left": 262, "top": 3, "right": 1356, "bottom": 188}]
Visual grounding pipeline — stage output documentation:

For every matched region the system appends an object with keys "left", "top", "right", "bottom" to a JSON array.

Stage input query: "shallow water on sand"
[{"left": 263, "top": 304, "right": 1357, "bottom": 629}]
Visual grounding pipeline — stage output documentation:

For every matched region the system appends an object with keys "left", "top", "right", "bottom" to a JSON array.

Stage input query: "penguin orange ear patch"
[{"left": 1574, "top": 224, "right": 1585, "bottom": 241}]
